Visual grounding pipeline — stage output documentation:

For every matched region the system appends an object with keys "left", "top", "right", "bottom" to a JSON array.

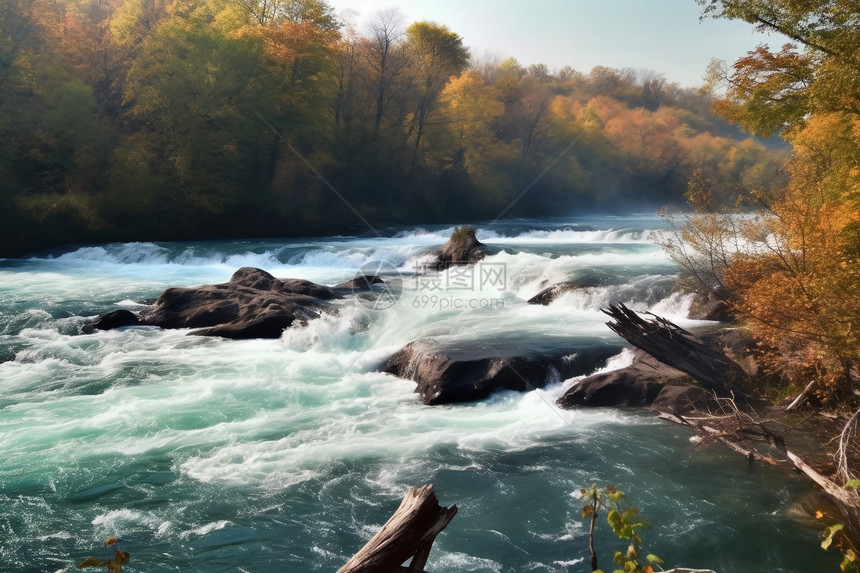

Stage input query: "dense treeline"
[{"left": 0, "top": 0, "right": 783, "bottom": 256}]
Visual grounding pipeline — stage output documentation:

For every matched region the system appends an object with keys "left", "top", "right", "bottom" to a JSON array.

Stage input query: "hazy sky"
[{"left": 326, "top": 0, "right": 781, "bottom": 88}]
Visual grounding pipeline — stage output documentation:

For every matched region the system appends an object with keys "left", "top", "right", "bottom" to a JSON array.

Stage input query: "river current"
[{"left": 0, "top": 216, "right": 834, "bottom": 571}]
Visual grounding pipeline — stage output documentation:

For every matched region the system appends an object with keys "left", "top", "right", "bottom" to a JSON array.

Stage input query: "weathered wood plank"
[{"left": 338, "top": 484, "right": 457, "bottom": 573}]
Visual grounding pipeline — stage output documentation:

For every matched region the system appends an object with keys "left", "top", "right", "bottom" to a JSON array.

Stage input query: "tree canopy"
[{"left": 0, "top": 0, "right": 783, "bottom": 256}]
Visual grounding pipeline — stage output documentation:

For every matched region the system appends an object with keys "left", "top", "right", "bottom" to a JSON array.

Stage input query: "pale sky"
[{"left": 326, "top": 0, "right": 783, "bottom": 88}]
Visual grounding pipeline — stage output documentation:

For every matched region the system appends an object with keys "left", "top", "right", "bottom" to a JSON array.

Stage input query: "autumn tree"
[
  {"left": 233, "top": 0, "right": 336, "bottom": 28},
  {"left": 667, "top": 0, "right": 860, "bottom": 398},
  {"left": 402, "top": 21, "right": 469, "bottom": 167},
  {"left": 432, "top": 70, "right": 513, "bottom": 207},
  {"left": 122, "top": 0, "right": 275, "bottom": 226}
]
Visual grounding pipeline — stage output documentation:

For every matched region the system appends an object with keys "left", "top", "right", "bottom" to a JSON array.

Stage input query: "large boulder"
[
  {"left": 91, "top": 309, "right": 141, "bottom": 330},
  {"left": 137, "top": 267, "right": 328, "bottom": 334},
  {"left": 427, "top": 227, "right": 487, "bottom": 270},
  {"left": 384, "top": 341, "right": 551, "bottom": 405},
  {"left": 92, "top": 267, "right": 374, "bottom": 339},
  {"left": 557, "top": 350, "right": 692, "bottom": 408}
]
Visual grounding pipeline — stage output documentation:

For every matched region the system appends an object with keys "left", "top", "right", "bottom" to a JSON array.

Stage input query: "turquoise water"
[{"left": 0, "top": 216, "right": 835, "bottom": 572}]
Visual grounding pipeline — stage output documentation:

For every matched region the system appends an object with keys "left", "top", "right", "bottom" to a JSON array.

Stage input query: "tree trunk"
[
  {"left": 602, "top": 303, "right": 745, "bottom": 396},
  {"left": 338, "top": 484, "right": 457, "bottom": 573}
]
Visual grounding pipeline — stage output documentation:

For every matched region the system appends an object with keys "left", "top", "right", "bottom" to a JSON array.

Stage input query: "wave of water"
[{"left": 0, "top": 215, "right": 832, "bottom": 572}]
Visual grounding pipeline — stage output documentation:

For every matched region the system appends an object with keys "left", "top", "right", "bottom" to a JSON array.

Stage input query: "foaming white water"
[
  {"left": 481, "top": 228, "right": 649, "bottom": 244},
  {"left": 13, "top": 215, "right": 811, "bottom": 573},
  {"left": 0, "top": 216, "right": 673, "bottom": 486}
]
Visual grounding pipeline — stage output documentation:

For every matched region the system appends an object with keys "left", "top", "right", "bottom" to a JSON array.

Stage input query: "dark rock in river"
[
  {"left": 384, "top": 341, "right": 551, "bottom": 405},
  {"left": 92, "top": 267, "right": 362, "bottom": 339},
  {"left": 557, "top": 350, "right": 692, "bottom": 408},
  {"left": 527, "top": 282, "right": 579, "bottom": 305},
  {"left": 427, "top": 227, "right": 487, "bottom": 270},
  {"left": 334, "top": 275, "right": 385, "bottom": 290},
  {"left": 92, "top": 309, "right": 141, "bottom": 330}
]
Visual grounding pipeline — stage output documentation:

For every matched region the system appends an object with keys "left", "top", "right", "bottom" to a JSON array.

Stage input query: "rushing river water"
[{"left": 0, "top": 215, "right": 836, "bottom": 572}]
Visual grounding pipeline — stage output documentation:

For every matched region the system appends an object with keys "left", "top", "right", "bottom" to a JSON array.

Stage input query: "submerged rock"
[
  {"left": 527, "top": 282, "right": 579, "bottom": 306},
  {"left": 92, "top": 267, "right": 384, "bottom": 339},
  {"left": 384, "top": 340, "right": 551, "bottom": 405}
]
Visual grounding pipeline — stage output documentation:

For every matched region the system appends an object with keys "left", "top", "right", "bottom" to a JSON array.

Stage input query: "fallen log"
[
  {"left": 338, "top": 484, "right": 457, "bottom": 573},
  {"left": 658, "top": 411, "right": 782, "bottom": 465},
  {"left": 787, "top": 451, "right": 860, "bottom": 526},
  {"left": 602, "top": 303, "right": 746, "bottom": 396}
]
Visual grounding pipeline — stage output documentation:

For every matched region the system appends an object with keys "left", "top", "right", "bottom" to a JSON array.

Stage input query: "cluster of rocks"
[
  {"left": 91, "top": 266, "right": 378, "bottom": 339},
  {"left": 90, "top": 229, "right": 750, "bottom": 412}
]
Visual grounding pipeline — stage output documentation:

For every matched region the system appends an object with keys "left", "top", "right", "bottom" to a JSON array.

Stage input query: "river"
[{"left": 0, "top": 215, "right": 834, "bottom": 572}]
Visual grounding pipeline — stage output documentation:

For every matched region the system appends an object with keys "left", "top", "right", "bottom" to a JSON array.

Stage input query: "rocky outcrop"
[
  {"left": 427, "top": 227, "right": 487, "bottom": 270},
  {"left": 384, "top": 341, "right": 551, "bottom": 405},
  {"left": 136, "top": 268, "right": 327, "bottom": 338},
  {"left": 557, "top": 350, "right": 692, "bottom": 408},
  {"left": 92, "top": 267, "right": 383, "bottom": 339}
]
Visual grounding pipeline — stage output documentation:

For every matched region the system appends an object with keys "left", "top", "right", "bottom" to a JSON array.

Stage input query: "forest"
[{"left": 0, "top": 0, "right": 784, "bottom": 256}]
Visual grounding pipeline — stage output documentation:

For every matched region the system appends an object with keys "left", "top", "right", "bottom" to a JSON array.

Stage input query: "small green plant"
[
  {"left": 580, "top": 484, "right": 663, "bottom": 573},
  {"left": 449, "top": 225, "right": 476, "bottom": 243}
]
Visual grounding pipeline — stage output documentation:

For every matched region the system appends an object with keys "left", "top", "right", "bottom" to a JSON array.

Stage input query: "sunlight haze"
[{"left": 328, "top": 0, "right": 772, "bottom": 87}]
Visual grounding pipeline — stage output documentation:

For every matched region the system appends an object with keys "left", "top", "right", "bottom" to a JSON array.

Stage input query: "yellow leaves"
[
  {"left": 78, "top": 538, "right": 129, "bottom": 571},
  {"left": 106, "top": 551, "right": 130, "bottom": 572},
  {"left": 76, "top": 550, "right": 129, "bottom": 571},
  {"left": 582, "top": 504, "right": 594, "bottom": 518}
]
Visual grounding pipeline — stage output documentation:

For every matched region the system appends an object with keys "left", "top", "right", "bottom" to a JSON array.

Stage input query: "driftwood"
[
  {"left": 660, "top": 398, "right": 860, "bottom": 548},
  {"left": 786, "top": 408, "right": 860, "bottom": 533},
  {"left": 787, "top": 451, "right": 860, "bottom": 526},
  {"left": 601, "top": 304, "right": 746, "bottom": 397},
  {"left": 658, "top": 410, "right": 784, "bottom": 465},
  {"left": 785, "top": 379, "right": 818, "bottom": 411},
  {"left": 657, "top": 393, "right": 787, "bottom": 465},
  {"left": 602, "top": 304, "right": 745, "bottom": 396},
  {"left": 338, "top": 484, "right": 457, "bottom": 573}
]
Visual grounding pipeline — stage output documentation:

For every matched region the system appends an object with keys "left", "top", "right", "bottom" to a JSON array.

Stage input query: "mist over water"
[{"left": 0, "top": 216, "right": 834, "bottom": 572}]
